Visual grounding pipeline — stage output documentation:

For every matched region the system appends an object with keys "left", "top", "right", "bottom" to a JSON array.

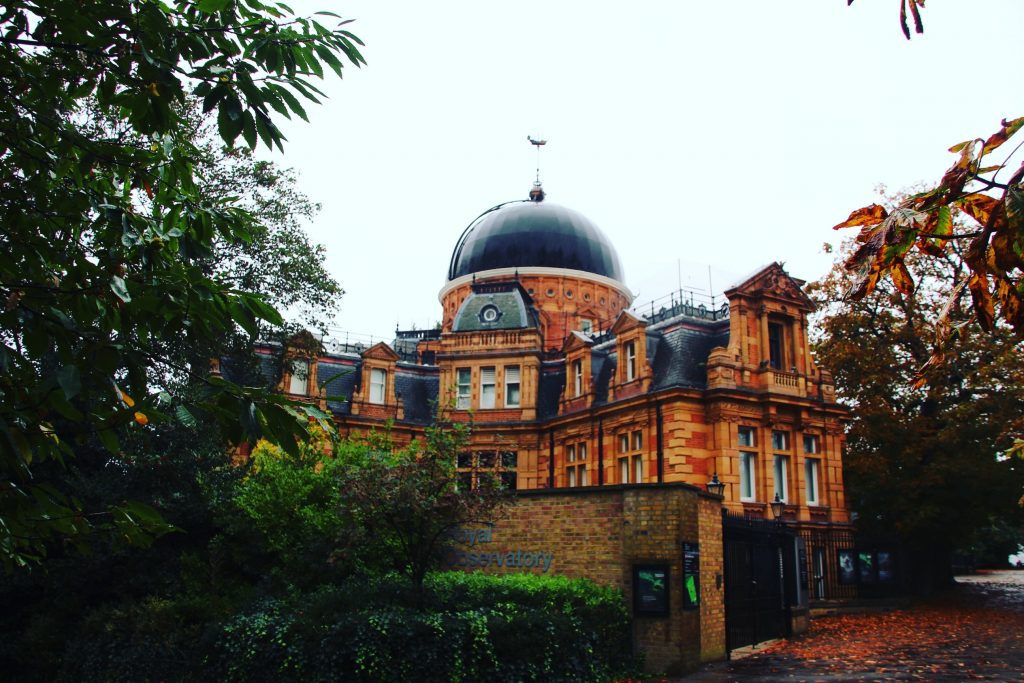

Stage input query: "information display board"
[
  {"left": 681, "top": 542, "right": 700, "bottom": 609},
  {"left": 633, "top": 564, "right": 670, "bottom": 616}
]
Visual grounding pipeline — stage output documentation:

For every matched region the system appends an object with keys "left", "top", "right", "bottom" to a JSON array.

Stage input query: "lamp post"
[
  {"left": 706, "top": 472, "right": 725, "bottom": 497},
  {"left": 770, "top": 493, "right": 785, "bottom": 521}
]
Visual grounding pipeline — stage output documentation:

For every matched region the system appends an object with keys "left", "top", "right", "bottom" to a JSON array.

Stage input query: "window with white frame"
[
  {"left": 288, "top": 359, "right": 309, "bottom": 395},
  {"left": 369, "top": 367, "right": 386, "bottom": 404},
  {"left": 805, "top": 458, "right": 821, "bottom": 505},
  {"left": 456, "top": 368, "right": 471, "bottom": 409},
  {"left": 572, "top": 359, "right": 583, "bottom": 397},
  {"left": 803, "top": 434, "right": 820, "bottom": 454},
  {"left": 771, "top": 430, "right": 789, "bottom": 451},
  {"left": 738, "top": 426, "right": 756, "bottom": 448},
  {"left": 624, "top": 341, "right": 637, "bottom": 381},
  {"left": 740, "top": 451, "right": 756, "bottom": 501},
  {"left": 773, "top": 455, "right": 789, "bottom": 502},
  {"left": 580, "top": 319, "right": 593, "bottom": 334},
  {"left": 480, "top": 366, "right": 496, "bottom": 409},
  {"left": 504, "top": 365, "right": 521, "bottom": 407}
]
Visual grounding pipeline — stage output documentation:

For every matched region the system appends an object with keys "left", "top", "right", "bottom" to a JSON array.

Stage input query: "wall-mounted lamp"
[
  {"left": 706, "top": 472, "right": 725, "bottom": 497},
  {"left": 770, "top": 493, "right": 786, "bottom": 521}
]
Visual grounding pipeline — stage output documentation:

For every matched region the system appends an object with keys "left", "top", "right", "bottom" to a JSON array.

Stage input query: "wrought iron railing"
[
  {"left": 395, "top": 328, "right": 442, "bottom": 341},
  {"left": 632, "top": 287, "right": 729, "bottom": 324}
]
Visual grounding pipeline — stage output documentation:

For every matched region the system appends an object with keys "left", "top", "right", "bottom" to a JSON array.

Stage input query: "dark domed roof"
[{"left": 448, "top": 200, "right": 625, "bottom": 282}]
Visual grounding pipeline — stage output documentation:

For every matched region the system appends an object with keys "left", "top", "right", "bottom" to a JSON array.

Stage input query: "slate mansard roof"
[
  {"left": 224, "top": 346, "right": 440, "bottom": 425},
  {"left": 534, "top": 314, "right": 730, "bottom": 420},
  {"left": 452, "top": 281, "right": 540, "bottom": 332},
  {"left": 237, "top": 307, "right": 729, "bottom": 425}
]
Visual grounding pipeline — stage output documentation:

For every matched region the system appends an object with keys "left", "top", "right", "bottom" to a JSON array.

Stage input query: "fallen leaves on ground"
[{"left": 725, "top": 573, "right": 1024, "bottom": 681}]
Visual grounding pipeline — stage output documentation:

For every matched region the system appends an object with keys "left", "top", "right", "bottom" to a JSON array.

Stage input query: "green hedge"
[
  {"left": 117, "top": 572, "right": 632, "bottom": 683},
  {"left": 53, "top": 572, "right": 633, "bottom": 682}
]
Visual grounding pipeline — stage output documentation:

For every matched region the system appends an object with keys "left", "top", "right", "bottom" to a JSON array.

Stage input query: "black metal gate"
[{"left": 723, "top": 513, "right": 797, "bottom": 651}]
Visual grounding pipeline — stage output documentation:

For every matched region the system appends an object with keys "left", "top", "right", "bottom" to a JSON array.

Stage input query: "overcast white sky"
[{"left": 265, "top": 1, "right": 1024, "bottom": 341}]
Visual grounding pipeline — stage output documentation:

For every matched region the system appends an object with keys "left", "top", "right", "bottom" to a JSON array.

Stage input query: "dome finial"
[
  {"left": 529, "top": 180, "right": 545, "bottom": 202},
  {"left": 527, "top": 135, "right": 547, "bottom": 202}
]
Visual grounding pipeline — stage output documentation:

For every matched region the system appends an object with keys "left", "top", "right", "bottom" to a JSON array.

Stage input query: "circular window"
[
  {"left": 583, "top": 292, "right": 591, "bottom": 302},
  {"left": 527, "top": 288, "right": 534, "bottom": 295},
  {"left": 600, "top": 297, "right": 606, "bottom": 305},
  {"left": 546, "top": 288, "right": 555, "bottom": 298},
  {"left": 480, "top": 305, "right": 500, "bottom": 322},
  {"left": 565, "top": 289, "right": 573, "bottom": 299}
]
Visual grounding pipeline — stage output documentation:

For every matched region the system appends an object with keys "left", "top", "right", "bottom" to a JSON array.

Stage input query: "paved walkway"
[{"left": 683, "top": 570, "right": 1024, "bottom": 682}]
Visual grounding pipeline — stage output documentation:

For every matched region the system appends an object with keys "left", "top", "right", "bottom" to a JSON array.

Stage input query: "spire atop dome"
[{"left": 527, "top": 135, "right": 547, "bottom": 202}]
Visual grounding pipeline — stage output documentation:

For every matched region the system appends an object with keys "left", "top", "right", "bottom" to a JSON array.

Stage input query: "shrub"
[{"left": 204, "top": 572, "right": 634, "bottom": 682}]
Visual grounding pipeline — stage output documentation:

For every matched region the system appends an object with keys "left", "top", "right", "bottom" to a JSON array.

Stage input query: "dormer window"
[
  {"left": 289, "top": 359, "right": 309, "bottom": 395},
  {"left": 369, "top": 367, "right": 386, "bottom": 404},
  {"left": 624, "top": 341, "right": 637, "bottom": 381},
  {"left": 572, "top": 359, "right": 583, "bottom": 397},
  {"left": 479, "top": 304, "right": 501, "bottom": 324}
]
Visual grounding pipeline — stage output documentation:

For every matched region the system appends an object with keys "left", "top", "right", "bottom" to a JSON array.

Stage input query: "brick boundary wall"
[{"left": 447, "top": 483, "right": 726, "bottom": 675}]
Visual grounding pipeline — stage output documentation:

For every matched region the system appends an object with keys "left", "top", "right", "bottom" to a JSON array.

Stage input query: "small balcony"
[{"left": 765, "top": 368, "right": 804, "bottom": 396}]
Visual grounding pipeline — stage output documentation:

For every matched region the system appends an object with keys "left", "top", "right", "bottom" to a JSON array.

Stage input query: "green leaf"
[
  {"left": 241, "top": 109, "right": 258, "bottom": 149},
  {"left": 934, "top": 205, "right": 952, "bottom": 236},
  {"left": 202, "top": 83, "right": 227, "bottom": 113},
  {"left": 217, "top": 102, "right": 244, "bottom": 144},
  {"left": 229, "top": 298, "right": 257, "bottom": 337},
  {"left": 1006, "top": 186, "right": 1024, "bottom": 235},
  {"left": 97, "top": 427, "right": 120, "bottom": 455},
  {"left": 314, "top": 43, "right": 344, "bottom": 77},
  {"left": 242, "top": 293, "right": 283, "bottom": 325},
  {"left": 110, "top": 275, "right": 131, "bottom": 303},
  {"left": 56, "top": 365, "right": 82, "bottom": 400},
  {"left": 196, "top": 0, "right": 231, "bottom": 12},
  {"left": 49, "top": 391, "right": 85, "bottom": 421},
  {"left": 175, "top": 405, "right": 198, "bottom": 429},
  {"left": 271, "top": 84, "right": 309, "bottom": 121},
  {"left": 253, "top": 109, "right": 278, "bottom": 150}
]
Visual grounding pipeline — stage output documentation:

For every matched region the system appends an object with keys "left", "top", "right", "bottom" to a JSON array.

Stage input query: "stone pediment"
[
  {"left": 610, "top": 309, "right": 646, "bottom": 336},
  {"left": 361, "top": 341, "right": 400, "bottom": 362},
  {"left": 726, "top": 262, "right": 813, "bottom": 309},
  {"left": 562, "top": 330, "right": 593, "bottom": 353}
]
